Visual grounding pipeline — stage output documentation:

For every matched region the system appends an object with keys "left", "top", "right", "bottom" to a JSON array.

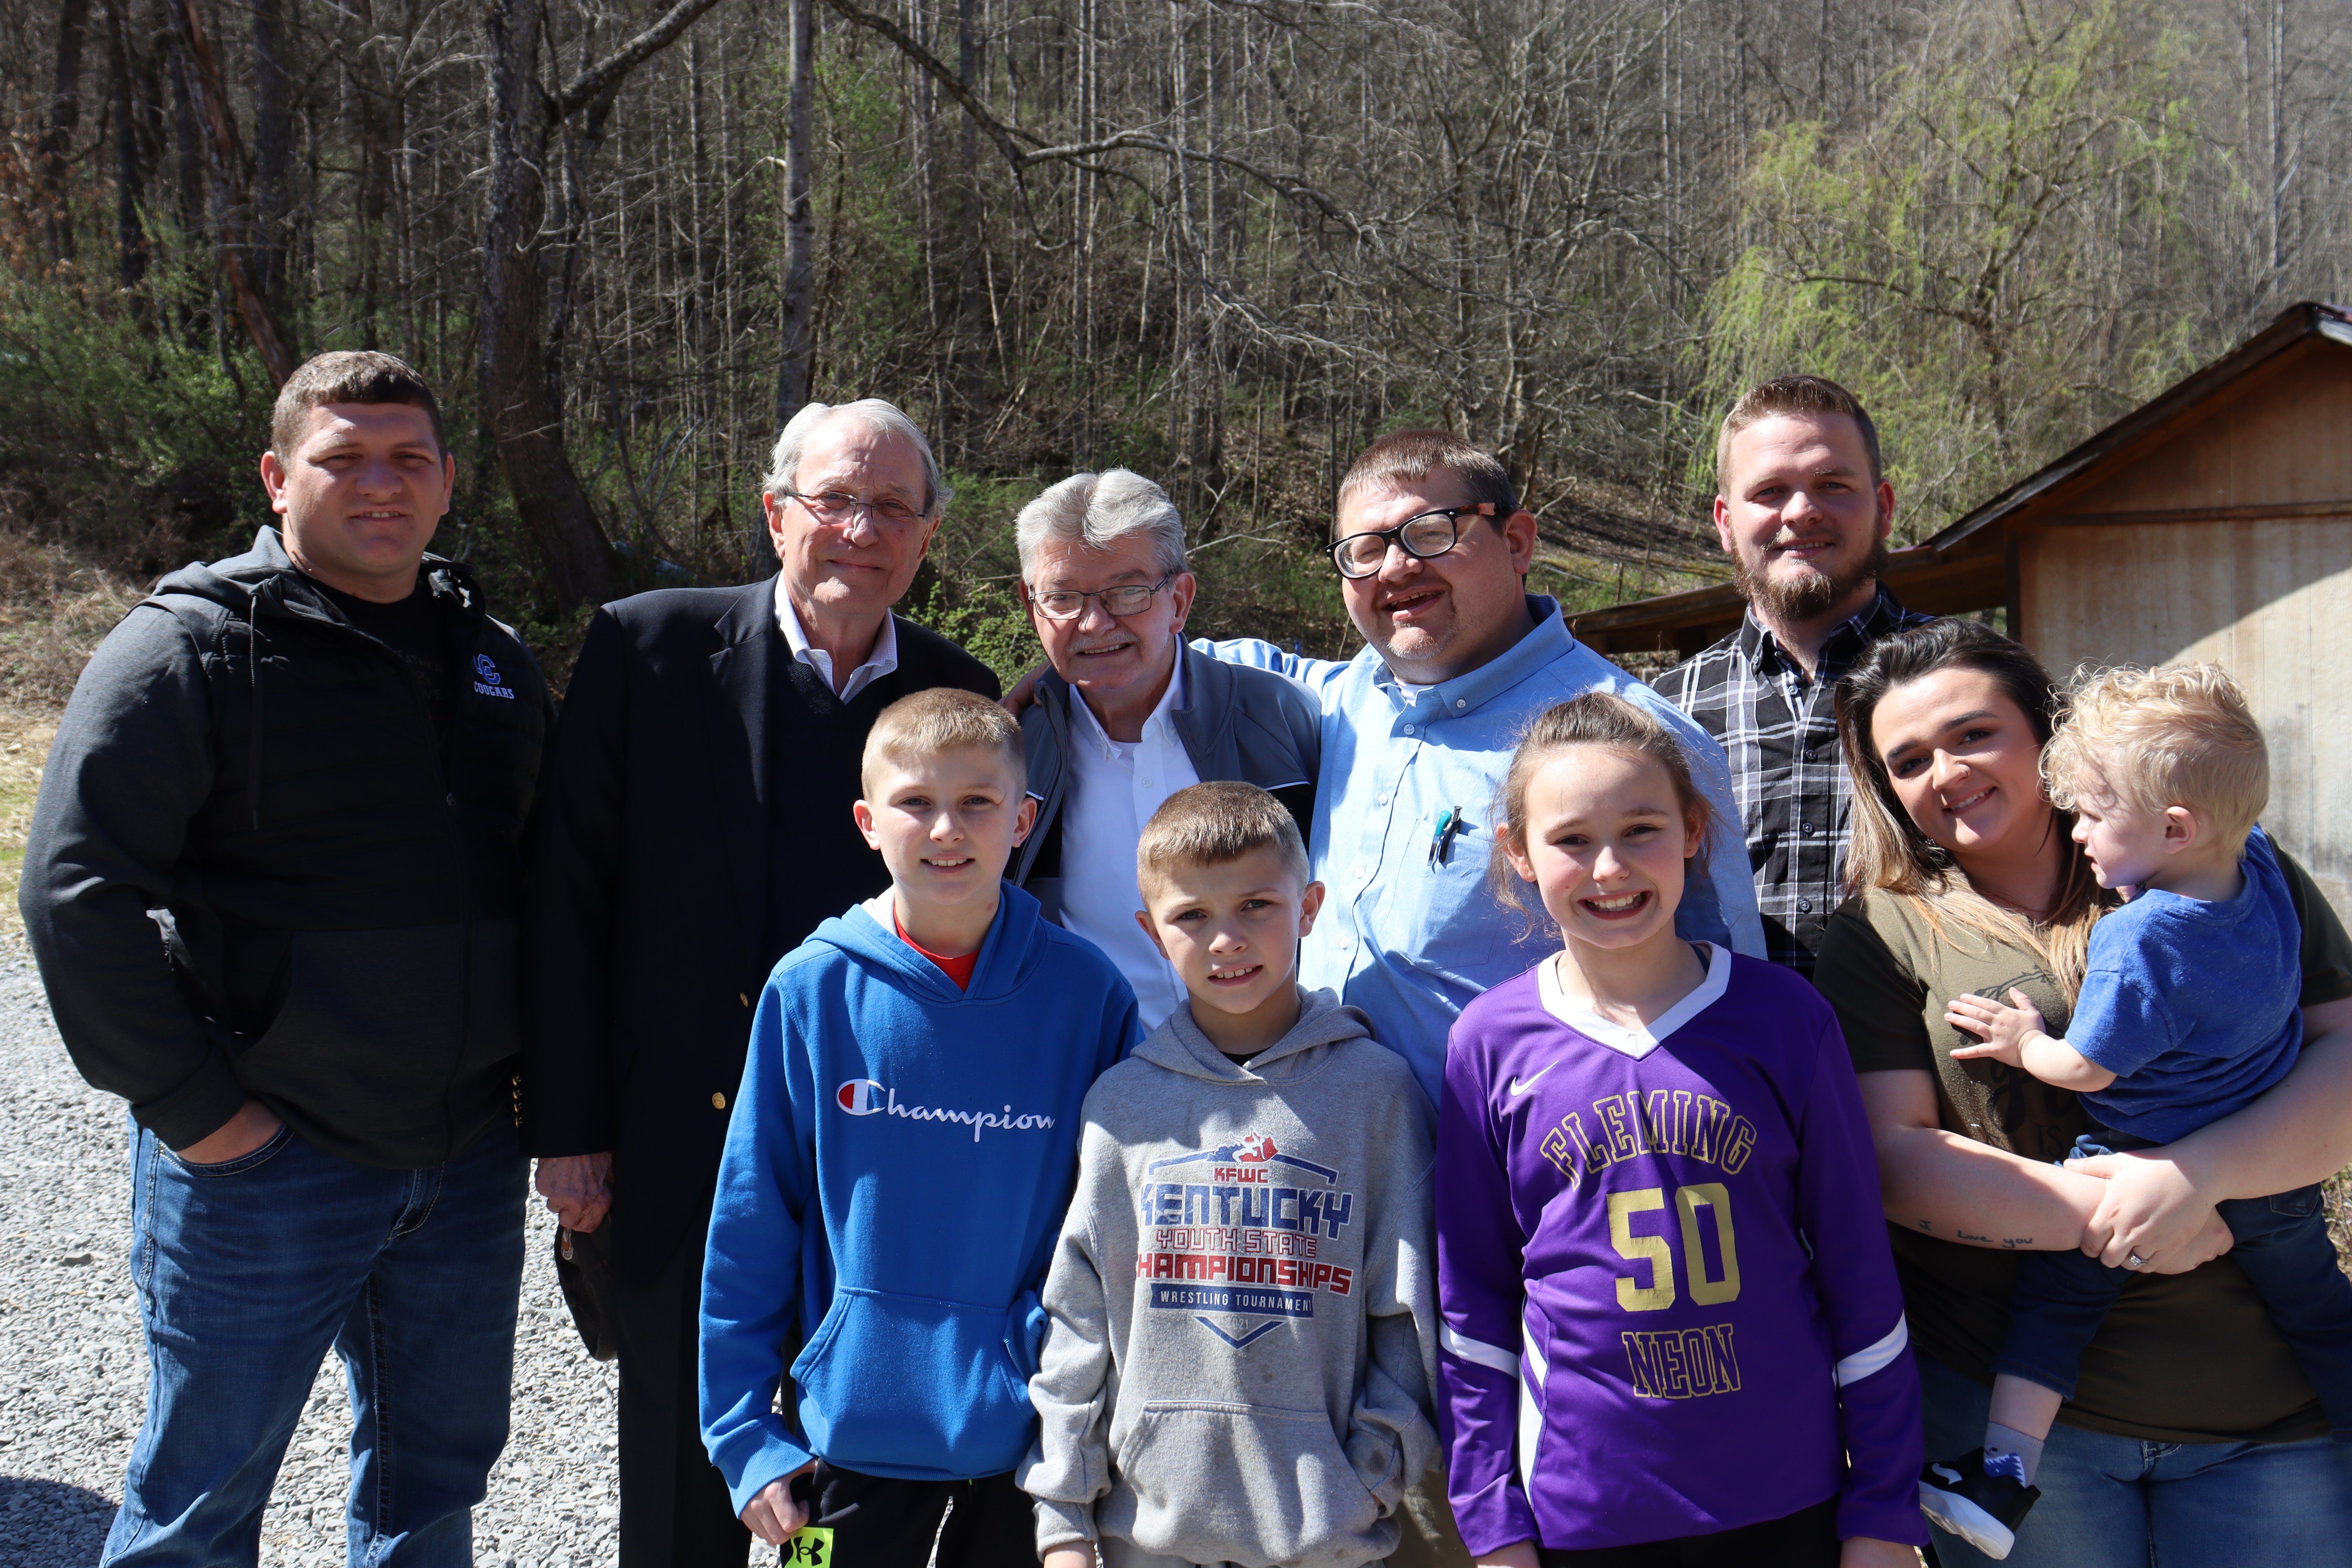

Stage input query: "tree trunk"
[
  {"left": 38, "top": 0, "right": 94, "bottom": 265},
  {"left": 167, "top": 0, "right": 299, "bottom": 384},
  {"left": 107, "top": 0, "right": 149, "bottom": 297},
  {"left": 773, "top": 0, "right": 818, "bottom": 427},
  {"left": 481, "top": 0, "right": 619, "bottom": 608},
  {"left": 249, "top": 0, "right": 294, "bottom": 314}
]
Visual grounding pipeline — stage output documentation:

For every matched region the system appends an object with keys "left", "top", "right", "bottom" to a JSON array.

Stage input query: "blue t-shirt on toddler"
[{"left": 2071, "top": 824, "right": 2303, "bottom": 1142}]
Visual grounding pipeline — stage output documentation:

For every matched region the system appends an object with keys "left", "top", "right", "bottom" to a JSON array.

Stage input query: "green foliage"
[
  {"left": 0, "top": 240, "right": 274, "bottom": 568},
  {"left": 1696, "top": 0, "right": 2215, "bottom": 535}
]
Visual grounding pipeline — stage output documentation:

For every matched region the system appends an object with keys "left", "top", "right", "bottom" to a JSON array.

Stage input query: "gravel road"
[{"left": 0, "top": 956, "right": 624, "bottom": 1566}]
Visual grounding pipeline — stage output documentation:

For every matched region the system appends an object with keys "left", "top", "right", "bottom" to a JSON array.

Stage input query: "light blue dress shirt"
[{"left": 1199, "top": 595, "right": 1766, "bottom": 1103}]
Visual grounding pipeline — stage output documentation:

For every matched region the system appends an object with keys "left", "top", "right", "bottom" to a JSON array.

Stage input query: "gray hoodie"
[{"left": 1018, "top": 988, "right": 1439, "bottom": 1568}]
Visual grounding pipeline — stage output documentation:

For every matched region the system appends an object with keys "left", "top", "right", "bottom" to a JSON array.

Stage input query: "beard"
[{"left": 1733, "top": 532, "right": 1890, "bottom": 624}]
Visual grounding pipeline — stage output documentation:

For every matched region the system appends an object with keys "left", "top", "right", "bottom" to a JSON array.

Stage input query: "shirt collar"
[
  {"left": 1735, "top": 583, "right": 1911, "bottom": 680},
  {"left": 772, "top": 574, "right": 899, "bottom": 683},
  {"left": 1368, "top": 593, "right": 1572, "bottom": 717},
  {"left": 1069, "top": 644, "right": 1186, "bottom": 760}
]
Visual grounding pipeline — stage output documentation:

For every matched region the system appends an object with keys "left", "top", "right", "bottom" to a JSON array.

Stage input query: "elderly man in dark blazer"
[{"left": 523, "top": 398, "right": 999, "bottom": 1568}]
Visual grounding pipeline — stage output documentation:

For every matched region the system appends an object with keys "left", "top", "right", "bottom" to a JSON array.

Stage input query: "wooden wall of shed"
[
  {"left": 2020, "top": 518, "right": 2352, "bottom": 911},
  {"left": 2030, "top": 336, "right": 2352, "bottom": 516}
]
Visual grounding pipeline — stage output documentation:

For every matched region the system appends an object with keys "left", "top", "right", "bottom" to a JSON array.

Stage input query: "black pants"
[
  {"left": 791, "top": 1463, "right": 1033, "bottom": 1568},
  {"left": 1535, "top": 1499, "right": 1838, "bottom": 1568},
  {"left": 610, "top": 1231, "right": 754, "bottom": 1568}
]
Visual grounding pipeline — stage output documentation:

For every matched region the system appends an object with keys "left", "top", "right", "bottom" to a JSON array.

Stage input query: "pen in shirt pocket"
[{"left": 1428, "top": 806, "right": 1465, "bottom": 867}]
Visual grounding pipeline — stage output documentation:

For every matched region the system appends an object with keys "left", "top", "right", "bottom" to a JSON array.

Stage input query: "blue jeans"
[
  {"left": 104, "top": 1115, "right": 528, "bottom": 1568},
  {"left": 1994, "top": 1132, "right": 2352, "bottom": 1439},
  {"left": 1918, "top": 1350, "right": 2352, "bottom": 1567}
]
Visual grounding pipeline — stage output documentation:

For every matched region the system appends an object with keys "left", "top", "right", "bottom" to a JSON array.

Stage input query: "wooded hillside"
[{"left": 2, "top": 0, "right": 2347, "bottom": 677}]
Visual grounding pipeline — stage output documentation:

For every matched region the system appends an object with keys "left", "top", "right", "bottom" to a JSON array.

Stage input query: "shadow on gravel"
[{"left": 0, "top": 1475, "right": 118, "bottom": 1563}]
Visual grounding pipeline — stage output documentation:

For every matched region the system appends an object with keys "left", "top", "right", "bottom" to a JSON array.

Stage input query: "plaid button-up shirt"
[{"left": 1650, "top": 587, "right": 1935, "bottom": 973}]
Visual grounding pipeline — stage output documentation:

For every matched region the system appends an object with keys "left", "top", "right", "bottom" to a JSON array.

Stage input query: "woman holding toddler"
[{"left": 1812, "top": 617, "right": 2352, "bottom": 1567}]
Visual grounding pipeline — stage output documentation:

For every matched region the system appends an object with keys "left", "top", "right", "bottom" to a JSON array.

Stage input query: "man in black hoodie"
[{"left": 22, "top": 351, "right": 553, "bottom": 1567}]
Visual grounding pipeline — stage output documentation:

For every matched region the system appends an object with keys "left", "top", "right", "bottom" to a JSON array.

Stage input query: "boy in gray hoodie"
[{"left": 1019, "top": 781, "right": 1439, "bottom": 1568}]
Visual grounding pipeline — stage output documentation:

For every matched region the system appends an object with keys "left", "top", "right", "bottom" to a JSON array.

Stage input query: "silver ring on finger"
[{"left": 2126, "top": 1252, "right": 2147, "bottom": 1269}]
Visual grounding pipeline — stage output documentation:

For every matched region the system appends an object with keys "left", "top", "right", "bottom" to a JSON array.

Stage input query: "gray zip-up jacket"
[
  {"left": 1018, "top": 988, "right": 1438, "bottom": 1568},
  {"left": 1012, "top": 644, "right": 1319, "bottom": 924}
]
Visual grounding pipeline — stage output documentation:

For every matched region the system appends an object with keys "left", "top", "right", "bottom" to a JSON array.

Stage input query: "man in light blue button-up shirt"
[{"left": 1201, "top": 430, "right": 1764, "bottom": 1107}]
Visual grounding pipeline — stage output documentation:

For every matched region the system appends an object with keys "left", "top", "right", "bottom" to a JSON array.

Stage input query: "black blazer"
[{"left": 521, "top": 579, "right": 999, "bottom": 1281}]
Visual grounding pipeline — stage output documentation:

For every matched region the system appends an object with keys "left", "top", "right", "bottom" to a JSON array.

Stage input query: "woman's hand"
[
  {"left": 1840, "top": 1537, "right": 1922, "bottom": 1568},
  {"left": 2069, "top": 1147, "right": 2234, "bottom": 1273}
]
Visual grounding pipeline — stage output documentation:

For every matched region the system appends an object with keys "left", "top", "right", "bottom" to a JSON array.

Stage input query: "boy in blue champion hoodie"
[{"left": 701, "top": 688, "right": 1141, "bottom": 1568}]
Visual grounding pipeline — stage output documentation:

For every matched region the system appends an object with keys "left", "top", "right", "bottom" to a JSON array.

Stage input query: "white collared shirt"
[
  {"left": 1056, "top": 655, "right": 1200, "bottom": 1029},
  {"left": 773, "top": 576, "right": 899, "bottom": 701}
]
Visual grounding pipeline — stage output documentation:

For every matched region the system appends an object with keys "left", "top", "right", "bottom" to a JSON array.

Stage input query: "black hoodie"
[{"left": 21, "top": 527, "right": 554, "bottom": 1166}]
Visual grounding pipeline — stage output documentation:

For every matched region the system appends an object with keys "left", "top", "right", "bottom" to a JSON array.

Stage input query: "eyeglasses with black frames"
[
  {"left": 1328, "top": 504, "right": 1495, "bottom": 579},
  {"left": 1028, "top": 575, "right": 1175, "bottom": 621}
]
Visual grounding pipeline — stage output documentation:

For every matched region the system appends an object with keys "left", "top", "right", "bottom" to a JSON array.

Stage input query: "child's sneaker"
[{"left": 1918, "top": 1448, "right": 2040, "bottom": 1560}]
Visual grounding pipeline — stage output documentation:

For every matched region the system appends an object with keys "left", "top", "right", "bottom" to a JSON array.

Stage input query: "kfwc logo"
[{"left": 472, "top": 653, "right": 515, "bottom": 700}]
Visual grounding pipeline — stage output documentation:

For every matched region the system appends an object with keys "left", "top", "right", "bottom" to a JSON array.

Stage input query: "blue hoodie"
[{"left": 701, "top": 883, "right": 1140, "bottom": 1509}]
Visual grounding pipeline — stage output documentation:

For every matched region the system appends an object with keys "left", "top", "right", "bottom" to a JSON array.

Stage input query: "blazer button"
[
  {"left": 711, "top": 1092, "right": 728, "bottom": 1110},
  {"left": 739, "top": 993, "right": 750, "bottom": 1007}
]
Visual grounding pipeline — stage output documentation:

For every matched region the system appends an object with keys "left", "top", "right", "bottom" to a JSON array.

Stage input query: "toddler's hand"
[
  {"left": 1042, "top": 1547, "right": 1097, "bottom": 1568},
  {"left": 1839, "top": 1537, "right": 1921, "bottom": 1568},
  {"left": 1945, "top": 987, "right": 2047, "bottom": 1068}
]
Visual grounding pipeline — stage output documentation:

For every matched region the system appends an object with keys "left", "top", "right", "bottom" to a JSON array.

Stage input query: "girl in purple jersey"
[{"left": 1434, "top": 694, "right": 1925, "bottom": 1568}]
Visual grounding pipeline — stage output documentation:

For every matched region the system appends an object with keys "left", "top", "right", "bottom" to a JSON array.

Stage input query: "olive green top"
[{"left": 1815, "top": 849, "right": 2352, "bottom": 1445}]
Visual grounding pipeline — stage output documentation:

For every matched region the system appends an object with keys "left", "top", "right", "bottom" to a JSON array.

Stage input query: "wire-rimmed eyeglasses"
[
  {"left": 785, "top": 489, "right": 928, "bottom": 528},
  {"left": 1028, "top": 574, "right": 1175, "bottom": 621},
  {"left": 1328, "top": 504, "right": 1494, "bottom": 579}
]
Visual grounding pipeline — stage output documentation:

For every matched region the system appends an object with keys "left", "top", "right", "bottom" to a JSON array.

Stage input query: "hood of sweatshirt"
[
  {"left": 1133, "top": 985, "right": 1373, "bottom": 1084},
  {"left": 804, "top": 882, "right": 1056, "bottom": 1005},
  {"left": 153, "top": 524, "right": 487, "bottom": 624}
]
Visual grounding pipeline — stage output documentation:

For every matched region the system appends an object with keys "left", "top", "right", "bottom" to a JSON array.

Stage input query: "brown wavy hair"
[{"left": 1833, "top": 619, "right": 2109, "bottom": 996}]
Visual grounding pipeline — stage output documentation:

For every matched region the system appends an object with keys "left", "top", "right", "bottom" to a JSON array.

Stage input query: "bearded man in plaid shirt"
[{"left": 1651, "top": 376, "right": 1933, "bottom": 973}]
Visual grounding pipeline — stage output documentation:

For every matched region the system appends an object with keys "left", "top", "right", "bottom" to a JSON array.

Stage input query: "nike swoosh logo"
[{"left": 1507, "top": 1062, "right": 1560, "bottom": 1096}]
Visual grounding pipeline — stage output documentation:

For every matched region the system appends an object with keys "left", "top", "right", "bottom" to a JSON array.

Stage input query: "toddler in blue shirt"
[{"left": 1917, "top": 664, "right": 2352, "bottom": 1560}]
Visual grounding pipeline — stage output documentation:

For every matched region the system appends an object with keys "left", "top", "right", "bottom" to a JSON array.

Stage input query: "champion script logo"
[
  {"left": 833, "top": 1079, "right": 1056, "bottom": 1143},
  {"left": 1507, "top": 1061, "right": 1560, "bottom": 1096}
]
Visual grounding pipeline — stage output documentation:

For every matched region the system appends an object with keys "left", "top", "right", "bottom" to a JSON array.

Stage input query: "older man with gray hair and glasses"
[
  {"left": 523, "top": 397, "right": 1002, "bottom": 1567},
  {"left": 1009, "top": 468, "right": 1321, "bottom": 1025}
]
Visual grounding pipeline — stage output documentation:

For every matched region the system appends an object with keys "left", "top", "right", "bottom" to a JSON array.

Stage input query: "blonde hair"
[
  {"left": 860, "top": 688, "right": 1025, "bottom": 796},
  {"left": 1834, "top": 619, "right": 2108, "bottom": 996},
  {"left": 1136, "top": 781, "right": 1310, "bottom": 892},
  {"left": 2043, "top": 664, "right": 2267, "bottom": 847},
  {"left": 1487, "top": 693, "right": 1711, "bottom": 930}
]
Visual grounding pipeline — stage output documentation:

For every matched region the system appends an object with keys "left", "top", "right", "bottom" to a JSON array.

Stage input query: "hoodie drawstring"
[{"left": 246, "top": 584, "right": 267, "bottom": 830}]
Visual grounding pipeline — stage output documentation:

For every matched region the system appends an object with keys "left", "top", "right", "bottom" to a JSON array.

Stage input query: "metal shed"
[{"left": 1572, "top": 301, "right": 2352, "bottom": 905}]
